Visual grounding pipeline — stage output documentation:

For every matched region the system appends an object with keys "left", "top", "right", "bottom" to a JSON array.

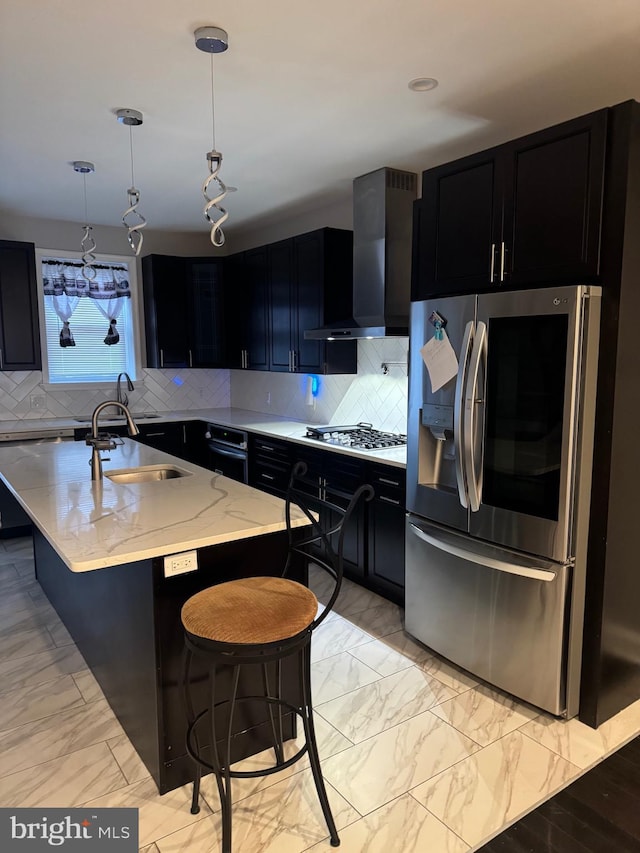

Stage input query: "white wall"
[{"left": 225, "top": 197, "right": 352, "bottom": 253}]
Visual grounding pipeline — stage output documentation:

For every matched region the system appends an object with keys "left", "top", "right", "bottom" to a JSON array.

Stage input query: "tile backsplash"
[
  {"left": 0, "top": 368, "right": 231, "bottom": 421},
  {"left": 231, "top": 339, "right": 409, "bottom": 432},
  {"left": 0, "top": 340, "right": 409, "bottom": 432}
]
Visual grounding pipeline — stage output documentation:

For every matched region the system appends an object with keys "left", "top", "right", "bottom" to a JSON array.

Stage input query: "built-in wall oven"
[{"left": 204, "top": 424, "right": 249, "bottom": 484}]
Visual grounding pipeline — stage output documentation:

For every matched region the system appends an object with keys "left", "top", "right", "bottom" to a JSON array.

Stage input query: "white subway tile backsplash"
[
  {"left": 231, "top": 339, "right": 408, "bottom": 432},
  {"left": 0, "top": 369, "right": 231, "bottom": 421},
  {"left": 0, "top": 340, "right": 408, "bottom": 431}
]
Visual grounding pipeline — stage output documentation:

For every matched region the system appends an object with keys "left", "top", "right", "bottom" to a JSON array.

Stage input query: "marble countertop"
[
  {"left": 0, "top": 408, "right": 407, "bottom": 468},
  {"left": 0, "top": 438, "right": 309, "bottom": 574}
]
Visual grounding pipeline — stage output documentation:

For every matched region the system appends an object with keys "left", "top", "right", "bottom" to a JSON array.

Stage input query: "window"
[{"left": 36, "top": 250, "right": 140, "bottom": 385}]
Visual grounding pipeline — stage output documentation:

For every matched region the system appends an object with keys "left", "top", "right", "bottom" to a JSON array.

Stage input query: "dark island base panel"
[{"left": 33, "top": 527, "right": 306, "bottom": 795}]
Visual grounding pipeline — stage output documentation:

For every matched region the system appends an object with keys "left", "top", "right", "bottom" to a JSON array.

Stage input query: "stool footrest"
[{"left": 186, "top": 698, "right": 309, "bottom": 779}]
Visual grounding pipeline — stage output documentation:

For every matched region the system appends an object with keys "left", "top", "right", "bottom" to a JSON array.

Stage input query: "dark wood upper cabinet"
[
  {"left": 224, "top": 247, "right": 270, "bottom": 371},
  {"left": 414, "top": 108, "right": 608, "bottom": 299},
  {"left": 268, "top": 239, "right": 295, "bottom": 372},
  {"left": 142, "top": 254, "right": 226, "bottom": 368},
  {"left": 225, "top": 228, "right": 357, "bottom": 374},
  {"left": 0, "top": 240, "right": 41, "bottom": 370}
]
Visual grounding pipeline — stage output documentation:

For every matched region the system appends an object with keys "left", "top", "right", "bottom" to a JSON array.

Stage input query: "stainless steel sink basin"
[{"left": 105, "top": 465, "right": 192, "bottom": 484}]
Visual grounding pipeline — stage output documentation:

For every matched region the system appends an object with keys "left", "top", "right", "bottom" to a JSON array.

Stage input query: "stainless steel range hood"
[{"left": 305, "top": 167, "right": 417, "bottom": 340}]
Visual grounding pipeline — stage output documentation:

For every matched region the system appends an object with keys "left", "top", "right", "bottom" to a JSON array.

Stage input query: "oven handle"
[
  {"left": 408, "top": 522, "right": 558, "bottom": 582},
  {"left": 207, "top": 443, "right": 248, "bottom": 461}
]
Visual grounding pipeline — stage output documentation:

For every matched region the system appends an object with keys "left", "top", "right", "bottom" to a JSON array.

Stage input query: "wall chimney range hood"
[{"left": 304, "top": 167, "right": 417, "bottom": 340}]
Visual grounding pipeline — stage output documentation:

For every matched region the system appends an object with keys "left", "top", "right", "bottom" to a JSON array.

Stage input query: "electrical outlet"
[
  {"left": 30, "top": 394, "right": 46, "bottom": 411},
  {"left": 163, "top": 550, "right": 198, "bottom": 577}
]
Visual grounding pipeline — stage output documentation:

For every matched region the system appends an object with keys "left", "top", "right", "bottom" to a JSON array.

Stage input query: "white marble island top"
[{"left": 0, "top": 438, "right": 309, "bottom": 574}]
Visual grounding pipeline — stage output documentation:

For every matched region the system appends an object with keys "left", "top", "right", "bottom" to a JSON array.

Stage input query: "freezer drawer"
[{"left": 405, "top": 515, "right": 571, "bottom": 715}]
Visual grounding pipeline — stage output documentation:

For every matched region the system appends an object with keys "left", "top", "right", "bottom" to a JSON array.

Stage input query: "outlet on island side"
[{"left": 163, "top": 550, "right": 198, "bottom": 578}]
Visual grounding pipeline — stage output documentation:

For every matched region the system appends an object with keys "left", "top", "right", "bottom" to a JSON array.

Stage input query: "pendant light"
[
  {"left": 72, "top": 161, "right": 97, "bottom": 281},
  {"left": 195, "top": 26, "right": 229, "bottom": 247},
  {"left": 116, "top": 108, "right": 147, "bottom": 256}
]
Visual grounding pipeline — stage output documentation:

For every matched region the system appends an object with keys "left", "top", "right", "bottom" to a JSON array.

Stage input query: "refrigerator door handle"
[
  {"left": 407, "top": 522, "right": 558, "bottom": 582},
  {"left": 454, "top": 320, "right": 474, "bottom": 509},
  {"left": 464, "top": 321, "right": 487, "bottom": 512}
]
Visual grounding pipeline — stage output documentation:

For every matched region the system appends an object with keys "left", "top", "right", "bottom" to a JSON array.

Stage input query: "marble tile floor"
[{"left": 1, "top": 535, "right": 640, "bottom": 851}]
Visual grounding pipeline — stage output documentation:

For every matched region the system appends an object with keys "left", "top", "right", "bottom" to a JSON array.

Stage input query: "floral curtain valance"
[
  {"left": 42, "top": 260, "right": 131, "bottom": 348},
  {"left": 42, "top": 260, "right": 131, "bottom": 300}
]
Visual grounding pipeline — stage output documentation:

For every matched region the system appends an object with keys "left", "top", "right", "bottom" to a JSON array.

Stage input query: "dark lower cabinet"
[
  {"left": 73, "top": 419, "right": 209, "bottom": 467},
  {"left": 248, "top": 434, "right": 406, "bottom": 601},
  {"left": 0, "top": 240, "right": 41, "bottom": 370},
  {"left": 367, "top": 464, "right": 406, "bottom": 603},
  {"left": 134, "top": 422, "right": 186, "bottom": 457},
  {"left": 0, "top": 478, "right": 31, "bottom": 537},
  {"left": 248, "top": 435, "right": 293, "bottom": 495}
]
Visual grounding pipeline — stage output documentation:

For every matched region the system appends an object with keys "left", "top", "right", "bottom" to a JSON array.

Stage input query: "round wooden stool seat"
[{"left": 181, "top": 576, "right": 318, "bottom": 645}]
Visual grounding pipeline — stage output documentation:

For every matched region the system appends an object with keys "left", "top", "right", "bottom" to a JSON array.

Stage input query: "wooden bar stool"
[{"left": 181, "top": 461, "right": 374, "bottom": 852}]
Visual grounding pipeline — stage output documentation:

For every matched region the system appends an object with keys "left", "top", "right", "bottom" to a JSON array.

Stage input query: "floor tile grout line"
[{"left": 406, "top": 790, "right": 473, "bottom": 851}]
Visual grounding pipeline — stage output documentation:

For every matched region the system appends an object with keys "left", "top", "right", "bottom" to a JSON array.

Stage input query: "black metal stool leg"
[
  {"left": 262, "top": 661, "right": 284, "bottom": 765},
  {"left": 209, "top": 663, "right": 241, "bottom": 853},
  {"left": 181, "top": 646, "right": 202, "bottom": 815},
  {"left": 300, "top": 642, "right": 340, "bottom": 847}
]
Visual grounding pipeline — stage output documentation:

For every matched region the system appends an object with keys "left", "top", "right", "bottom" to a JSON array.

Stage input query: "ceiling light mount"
[
  {"left": 72, "top": 161, "right": 95, "bottom": 174},
  {"left": 408, "top": 77, "right": 439, "bottom": 92},
  {"left": 116, "top": 108, "right": 143, "bottom": 126},
  {"left": 194, "top": 26, "right": 229, "bottom": 54}
]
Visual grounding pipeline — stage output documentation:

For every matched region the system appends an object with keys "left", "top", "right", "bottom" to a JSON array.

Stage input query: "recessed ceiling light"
[{"left": 408, "top": 77, "right": 439, "bottom": 92}]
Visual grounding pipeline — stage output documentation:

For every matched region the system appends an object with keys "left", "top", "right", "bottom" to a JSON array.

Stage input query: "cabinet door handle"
[
  {"left": 379, "top": 495, "right": 401, "bottom": 506},
  {"left": 500, "top": 241, "right": 506, "bottom": 282},
  {"left": 292, "top": 350, "right": 297, "bottom": 371},
  {"left": 0, "top": 349, "right": 3, "bottom": 369},
  {"left": 378, "top": 477, "right": 401, "bottom": 487},
  {"left": 144, "top": 431, "right": 166, "bottom": 437},
  {"left": 160, "top": 349, "right": 164, "bottom": 368},
  {"left": 189, "top": 350, "right": 193, "bottom": 368},
  {"left": 182, "top": 425, "right": 187, "bottom": 444},
  {"left": 261, "top": 473, "right": 275, "bottom": 481},
  {"left": 490, "top": 242, "right": 496, "bottom": 282}
]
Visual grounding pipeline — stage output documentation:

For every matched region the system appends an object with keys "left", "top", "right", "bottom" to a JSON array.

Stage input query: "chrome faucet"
[
  {"left": 116, "top": 372, "right": 135, "bottom": 407},
  {"left": 86, "top": 401, "right": 140, "bottom": 480}
]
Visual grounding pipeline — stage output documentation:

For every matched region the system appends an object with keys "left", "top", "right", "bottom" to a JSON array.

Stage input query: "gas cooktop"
[{"left": 305, "top": 423, "right": 407, "bottom": 450}]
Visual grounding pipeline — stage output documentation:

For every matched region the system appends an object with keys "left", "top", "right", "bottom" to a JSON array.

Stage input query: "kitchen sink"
[{"left": 105, "top": 465, "right": 192, "bottom": 484}]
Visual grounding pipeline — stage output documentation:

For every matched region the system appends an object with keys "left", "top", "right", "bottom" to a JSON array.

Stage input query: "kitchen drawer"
[{"left": 248, "top": 435, "right": 292, "bottom": 496}]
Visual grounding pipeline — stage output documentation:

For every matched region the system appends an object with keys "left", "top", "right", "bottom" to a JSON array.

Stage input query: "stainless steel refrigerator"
[{"left": 405, "top": 285, "right": 601, "bottom": 716}]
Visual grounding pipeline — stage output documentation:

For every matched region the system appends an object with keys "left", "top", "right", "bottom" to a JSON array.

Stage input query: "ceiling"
[{"left": 1, "top": 0, "right": 639, "bottom": 242}]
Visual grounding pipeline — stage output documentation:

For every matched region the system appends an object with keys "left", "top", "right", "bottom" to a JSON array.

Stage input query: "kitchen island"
[{"left": 0, "top": 437, "right": 310, "bottom": 793}]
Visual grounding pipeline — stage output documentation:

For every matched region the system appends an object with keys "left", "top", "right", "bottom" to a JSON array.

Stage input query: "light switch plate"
[{"left": 164, "top": 550, "right": 198, "bottom": 577}]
